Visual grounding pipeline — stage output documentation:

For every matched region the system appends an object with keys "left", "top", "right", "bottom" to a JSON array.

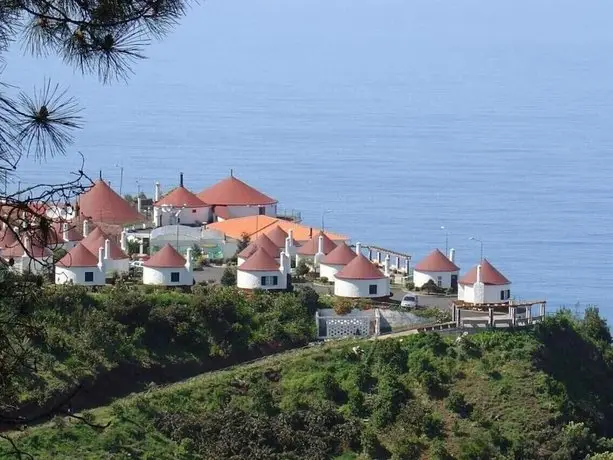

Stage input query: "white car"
[
  {"left": 400, "top": 293, "right": 418, "bottom": 309},
  {"left": 129, "top": 260, "right": 144, "bottom": 268}
]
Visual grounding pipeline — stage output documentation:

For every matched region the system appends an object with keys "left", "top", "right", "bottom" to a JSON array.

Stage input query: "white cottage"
[
  {"left": 152, "top": 173, "right": 210, "bottom": 227},
  {"left": 1, "top": 235, "right": 53, "bottom": 275},
  {"left": 458, "top": 259, "right": 511, "bottom": 304},
  {"left": 334, "top": 254, "right": 390, "bottom": 299},
  {"left": 296, "top": 232, "right": 337, "bottom": 268},
  {"left": 55, "top": 243, "right": 106, "bottom": 285},
  {"left": 143, "top": 244, "right": 193, "bottom": 286},
  {"left": 319, "top": 241, "right": 358, "bottom": 281},
  {"left": 81, "top": 227, "right": 129, "bottom": 275},
  {"left": 237, "top": 247, "right": 291, "bottom": 291},
  {"left": 413, "top": 248, "right": 460, "bottom": 290},
  {"left": 237, "top": 234, "right": 280, "bottom": 266}
]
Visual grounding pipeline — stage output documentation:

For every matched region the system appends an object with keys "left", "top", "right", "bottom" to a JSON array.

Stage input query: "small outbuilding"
[
  {"left": 458, "top": 259, "right": 511, "bottom": 304},
  {"left": 55, "top": 243, "right": 106, "bottom": 285},
  {"left": 143, "top": 244, "right": 193, "bottom": 286},
  {"left": 153, "top": 173, "right": 210, "bottom": 227},
  {"left": 296, "top": 231, "right": 337, "bottom": 268},
  {"left": 334, "top": 254, "right": 390, "bottom": 299},
  {"left": 413, "top": 248, "right": 460, "bottom": 290},
  {"left": 237, "top": 247, "right": 291, "bottom": 291},
  {"left": 319, "top": 241, "right": 358, "bottom": 281},
  {"left": 81, "top": 227, "right": 130, "bottom": 275}
]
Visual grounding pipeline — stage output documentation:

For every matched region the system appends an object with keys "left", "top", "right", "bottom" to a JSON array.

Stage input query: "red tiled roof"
[
  {"left": 297, "top": 232, "right": 337, "bottom": 256},
  {"left": 213, "top": 205, "right": 231, "bottom": 220},
  {"left": 197, "top": 176, "right": 277, "bottom": 206},
  {"left": 81, "top": 227, "right": 128, "bottom": 260},
  {"left": 459, "top": 259, "right": 511, "bottom": 286},
  {"left": 250, "top": 234, "right": 280, "bottom": 258},
  {"left": 155, "top": 186, "right": 208, "bottom": 208},
  {"left": 2, "top": 240, "right": 52, "bottom": 259},
  {"left": 321, "top": 242, "right": 357, "bottom": 266},
  {"left": 238, "top": 247, "right": 280, "bottom": 271},
  {"left": 57, "top": 243, "right": 99, "bottom": 268},
  {"left": 414, "top": 249, "right": 460, "bottom": 273},
  {"left": 264, "top": 225, "right": 288, "bottom": 248},
  {"left": 335, "top": 254, "right": 385, "bottom": 280},
  {"left": 78, "top": 180, "right": 145, "bottom": 226},
  {"left": 144, "top": 243, "right": 186, "bottom": 268},
  {"left": 44, "top": 221, "right": 83, "bottom": 246}
]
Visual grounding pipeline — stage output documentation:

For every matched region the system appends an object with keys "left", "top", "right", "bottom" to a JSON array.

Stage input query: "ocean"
[{"left": 4, "top": 0, "right": 613, "bottom": 316}]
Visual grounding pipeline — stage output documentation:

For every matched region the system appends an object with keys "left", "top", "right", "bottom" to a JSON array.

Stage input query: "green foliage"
[
  {"left": 446, "top": 391, "right": 472, "bottom": 418},
  {"left": 582, "top": 306, "right": 612, "bottom": 346},
  {"left": 52, "top": 247, "right": 67, "bottom": 263},
  {"left": 220, "top": 267, "right": 236, "bottom": 286},
  {"left": 235, "top": 233, "right": 251, "bottom": 255},
  {"left": 295, "top": 259, "right": 310, "bottom": 277},
  {"left": 126, "top": 239, "right": 140, "bottom": 255}
]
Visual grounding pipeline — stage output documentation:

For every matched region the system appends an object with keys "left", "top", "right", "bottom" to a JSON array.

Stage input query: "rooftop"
[
  {"left": 144, "top": 243, "right": 186, "bottom": 268},
  {"left": 414, "top": 249, "right": 460, "bottom": 272},
  {"left": 81, "top": 227, "right": 128, "bottom": 260},
  {"left": 238, "top": 247, "right": 280, "bottom": 272},
  {"left": 155, "top": 186, "right": 208, "bottom": 208},
  {"left": 57, "top": 243, "right": 99, "bottom": 268},
  {"left": 78, "top": 180, "right": 145, "bottom": 226},
  {"left": 459, "top": 259, "right": 511, "bottom": 286},
  {"left": 335, "top": 254, "right": 386, "bottom": 280},
  {"left": 321, "top": 242, "right": 357, "bottom": 266},
  {"left": 197, "top": 175, "right": 277, "bottom": 206},
  {"left": 297, "top": 231, "right": 337, "bottom": 256}
]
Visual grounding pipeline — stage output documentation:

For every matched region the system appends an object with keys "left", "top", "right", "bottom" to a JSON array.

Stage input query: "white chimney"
[
  {"left": 317, "top": 235, "right": 324, "bottom": 254},
  {"left": 120, "top": 231, "right": 127, "bottom": 252},
  {"left": 288, "top": 229, "right": 294, "bottom": 244},
  {"left": 23, "top": 235, "right": 31, "bottom": 253},
  {"left": 384, "top": 254, "right": 390, "bottom": 276},
  {"left": 82, "top": 219, "right": 89, "bottom": 238},
  {"left": 62, "top": 222, "right": 69, "bottom": 242},
  {"left": 355, "top": 242, "right": 361, "bottom": 256},
  {"left": 137, "top": 196, "right": 142, "bottom": 213},
  {"left": 104, "top": 239, "right": 110, "bottom": 260},
  {"left": 97, "top": 246, "right": 105, "bottom": 270},
  {"left": 285, "top": 236, "right": 291, "bottom": 256},
  {"left": 139, "top": 240, "right": 144, "bottom": 255},
  {"left": 185, "top": 247, "right": 193, "bottom": 272},
  {"left": 476, "top": 264, "right": 482, "bottom": 283},
  {"left": 280, "top": 251, "right": 290, "bottom": 274},
  {"left": 449, "top": 248, "right": 456, "bottom": 263},
  {"left": 154, "top": 182, "right": 161, "bottom": 201}
]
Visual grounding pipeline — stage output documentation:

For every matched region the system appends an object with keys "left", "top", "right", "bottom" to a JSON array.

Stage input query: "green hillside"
[{"left": 4, "top": 308, "right": 613, "bottom": 459}]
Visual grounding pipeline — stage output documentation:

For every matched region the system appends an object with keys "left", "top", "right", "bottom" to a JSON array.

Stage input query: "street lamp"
[
  {"left": 321, "top": 209, "right": 333, "bottom": 232},
  {"left": 114, "top": 163, "right": 124, "bottom": 196},
  {"left": 469, "top": 236, "right": 483, "bottom": 262},
  {"left": 441, "top": 226, "right": 449, "bottom": 255}
]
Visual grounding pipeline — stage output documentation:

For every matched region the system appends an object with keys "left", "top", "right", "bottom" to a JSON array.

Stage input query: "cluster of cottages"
[{"left": 0, "top": 171, "right": 512, "bottom": 304}]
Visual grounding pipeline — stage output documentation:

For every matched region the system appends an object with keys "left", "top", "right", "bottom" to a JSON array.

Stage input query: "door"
[{"left": 451, "top": 274, "right": 458, "bottom": 290}]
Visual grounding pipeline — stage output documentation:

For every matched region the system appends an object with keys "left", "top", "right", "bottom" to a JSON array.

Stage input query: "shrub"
[
  {"left": 333, "top": 298, "right": 353, "bottom": 316},
  {"left": 319, "top": 276, "right": 329, "bottom": 284},
  {"left": 295, "top": 259, "right": 310, "bottom": 277},
  {"left": 220, "top": 268, "right": 236, "bottom": 286},
  {"left": 446, "top": 391, "right": 473, "bottom": 418}
]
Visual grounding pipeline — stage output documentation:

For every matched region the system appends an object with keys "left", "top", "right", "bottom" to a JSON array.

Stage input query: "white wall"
[
  {"left": 237, "top": 269, "right": 286, "bottom": 290},
  {"left": 319, "top": 263, "right": 344, "bottom": 281},
  {"left": 295, "top": 254, "right": 314, "bottom": 267},
  {"left": 226, "top": 204, "right": 277, "bottom": 219},
  {"left": 12, "top": 255, "right": 53, "bottom": 275},
  {"left": 334, "top": 277, "right": 390, "bottom": 298},
  {"left": 104, "top": 258, "right": 130, "bottom": 275},
  {"left": 143, "top": 266, "right": 193, "bottom": 286},
  {"left": 55, "top": 266, "right": 105, "bottom": 285},
  {"left": 156, "top": 206, "right": 210, "bottom": 226},
  {"left": 414, "top": 270, "right": 459, "bottom": 289},
  {"left": 459, "top": 283, "right": 512, "bottom": 304}
]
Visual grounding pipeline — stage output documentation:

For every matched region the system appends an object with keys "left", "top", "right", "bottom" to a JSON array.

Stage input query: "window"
[
  {"left": 171, "top": 272, "right": 180, "bottom": 283},
  {"left": 258, "top": 206, "right": 265, "bottom": 215},
  {"left": 506, "top": 289, "right": 511, "bottom": 299},
  {"left": 191, "top": 209, "right": 197, "bottom": 213},
  {"left": 261, "top": 276, "right": 278, "bottom": 286},
  {"left": 84, "top": 271, "right": 94, "bottom": 282},
  {"left": 500, "top": 289, "right": 511, "bottom": 300},
  {"left": 500, "top": 290, "right": 505, "bottom": 301},
  {"left": 369, "top": 284, "right": 378, "bottom": 295},
  {"left": 437, "top": 276, "right": 443, "bottom": 287}
]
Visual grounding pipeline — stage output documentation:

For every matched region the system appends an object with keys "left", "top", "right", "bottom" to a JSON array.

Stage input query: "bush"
[
  {"left": 446, "top": 391, "right": 472, "bottom": 418},
  {"left": 220, "top": 268, "right": 236, "bottom": 286},
  {"left": 295, "top": 259, "right": 310, "bottom": 277},
  {"left": 333, "top": 298, "right": 353, "bottom": 316},
  {"left": 319, "top": 276, "right": 329, "bottom": 284}
]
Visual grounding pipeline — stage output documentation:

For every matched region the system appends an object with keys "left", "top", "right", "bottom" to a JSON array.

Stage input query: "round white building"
[
  {"left": 55, "top": 243, "right": 106, "bottom": 285},
  {"left": 81, "top": 227, "right": 130, "bottom": 275},
  {"left": 334, "top": 254, "right": 390, "bottom": 299},
  {"left": 458, "top": 259, "right": 511, "bottom": 304},
  {"left": 237, "top": 247, "right": 290, "bottom": 291},
  {"left": 143, "top": 244, "right": 193, "bottom": 286},
  {"left": 413, "top": 248, "right": 460, "bottom": 290},
  {"left": 319, "top": 241, "right": 357, "bottom": 282}
]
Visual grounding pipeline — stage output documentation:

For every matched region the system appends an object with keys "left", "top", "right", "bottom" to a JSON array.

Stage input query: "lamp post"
[
  {"left": 115, "top": 163, "right": 124, "bottom": 195},
  {"left": 469, "top": 236, "right": 483, "bottom": 262},
  {"left": 321, "top": 209, "right": 332, "bottom": 232},
  {"left": 441, "top": 226, "right": 449, "bottom": 256}
]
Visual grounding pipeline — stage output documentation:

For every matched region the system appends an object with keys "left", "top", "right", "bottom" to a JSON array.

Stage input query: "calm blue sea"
[{"left": 5, "top": 0, "right": 613, "bottom": 316}]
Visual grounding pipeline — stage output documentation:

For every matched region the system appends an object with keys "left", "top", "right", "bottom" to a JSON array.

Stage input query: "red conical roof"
[
  {"left": 43, "top": 221, "right": 83, "bottom": 246},
  {"left": 251, "top": 234, "right": 280, "bottom": 257},
  {"left": 238, "top": 247, "right": 280, "bottom": 271},
  {"left": 155, "top": 186, "right": 208, "bottom": 208},
  {"left": 459, "top": 259, "right": 511, "bottom": 286},
  {"left": 197, "top": 176, "right": 277, "bottom": 206},
  {"left": 81, "top": 227, "right": 128, "bottom": 260},
  {"left": 297, "top": 232, "right": 337, "bottom": 256},
  {"left": 264, "top": 225, "right": 288, "bottom": 248},
  {"left": 0, "top": 227, "right": 18, "bottom": 248},
  {"left": 2, "top": 240, "right": 52, "bottom": 258},
  {"left": 321, "top": 242, "right": 357, "bottom": 266},
  {"left": 144, "top": 243, "right": 186, "bottom": 268},
  {"left": 335, "top": 254, "right": 386, "bottom": 280},
  {"left": 78, "top": 180, "right": 145, "bottom": 226},
  {"left": 57, "top": 243, "right": 98, "bottom": 268},
  {"left": 414, "top": 249, "right": 460, "bottom": 272}
]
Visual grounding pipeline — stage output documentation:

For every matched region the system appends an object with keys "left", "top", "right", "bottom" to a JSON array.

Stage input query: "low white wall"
[
  {"left": 55, "top": 266, "right": 105, "bottom": 285},
  {"left": 459, "top": 283, "right": 511, "bottom": 303},
  {"left": 319, "top": 263, "right": 344, "bottom": 281},
  {"left": 414, "top": 270, "right": 458, "bottom": 289},
  {"left": 237, "top": 269, "right": 286, "bottom": 290},
  {"left": 143, "top": 266, "right": 193, "bottom": 286},
  {"left": 157, "top": 206, "right": 210, "bottom": 226},
  {"left": 334, "top": 277, "right": 390, "bottom": 298}
]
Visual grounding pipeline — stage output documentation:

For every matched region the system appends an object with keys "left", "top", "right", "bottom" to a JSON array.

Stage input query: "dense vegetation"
[
  {"left": 0, "top": 275, "right": 318, "bottom": 429},
  {"left": 3, "top": 306, "right": 613, "bottom": 459}
]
